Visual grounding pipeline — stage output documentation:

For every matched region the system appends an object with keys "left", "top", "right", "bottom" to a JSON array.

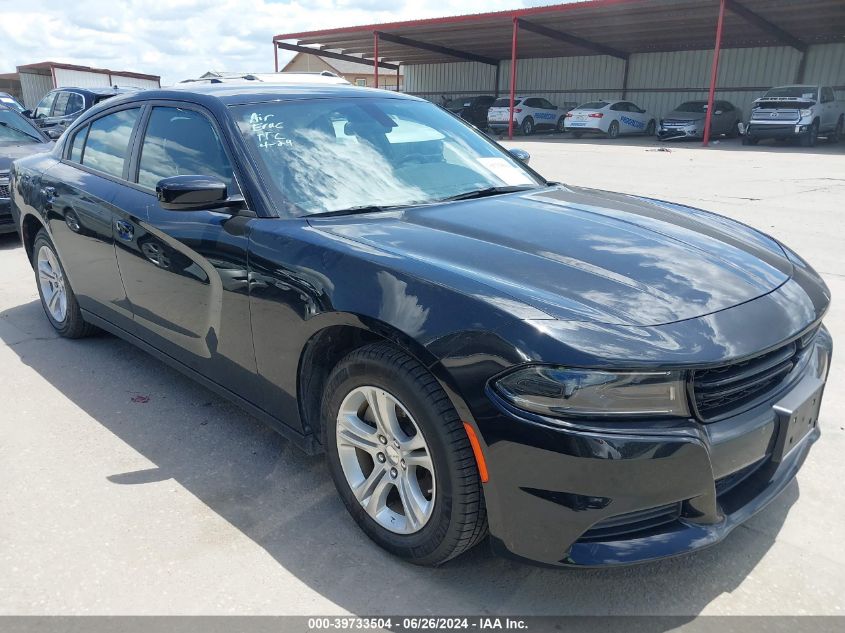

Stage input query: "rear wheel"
[
  {"left": 742, "top": 135, "right": 759, "bottom": 146},
  {"left": 645, "top": 120, "right": 656, "bottom": 136},
  {"left": 572, "top": 132, "right": 583, "bottom": 139},
  {"left": 32, "top": 230, "right": 97, "bottom": 339},
  {"left": 323, "top": 342, "right": 487, "bottom": 566},
  {"left": 727, "top": 120, "right": 741, "bottom": 138},
  {"left": 556, "top": 116, "right": 567, "bottom": 133},
  {"left": 829, "top": 116, "right": 843, "bottom": 144},
  {"left": 607, "top": 120, "right": 620, "bottom": 139},
  {"left": 521, "top": 117, "right": 534, "bottom": 136}
]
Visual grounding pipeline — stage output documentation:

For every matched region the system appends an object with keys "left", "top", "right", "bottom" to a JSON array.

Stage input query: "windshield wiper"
[
  {"left": 0, "top": 120, "right": 42, "bottom": 142},
  {"left": 439, "top": 185, "right": 541, "bottom": 202},
  {"left": 308, "top": 204, "right": 411, "bottom": 218}
]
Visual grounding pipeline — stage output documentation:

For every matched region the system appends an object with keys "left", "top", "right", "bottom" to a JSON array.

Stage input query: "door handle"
[{"left": 114, "top": 219, "right": 134, "bottom": 241}]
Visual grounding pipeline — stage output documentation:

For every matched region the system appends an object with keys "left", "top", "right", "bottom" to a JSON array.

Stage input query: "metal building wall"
[
  {"left": 18, "top": 72, "right": 54, "bottom": 109},
  {"left": 110, "top": 74, "right": 161, "bottom": 90},
  {"left": 406, "top": 43, "right": 845, "bottom": 119}
]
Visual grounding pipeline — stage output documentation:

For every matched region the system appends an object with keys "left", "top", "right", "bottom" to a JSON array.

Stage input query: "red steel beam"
[
  {"left": 702, "top": 0, "right": 726, "bottom": 147},
  {"left": 508, "top": 17, "right": 519, "bottom": 140}
]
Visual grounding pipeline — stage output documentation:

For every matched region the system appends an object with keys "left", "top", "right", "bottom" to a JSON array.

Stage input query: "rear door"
[
  {"left": 40, "top": 105, "right": 143, "bottom": 332},
  {"left": 109, "top": 102, "right": 259, "bottom": 395}
]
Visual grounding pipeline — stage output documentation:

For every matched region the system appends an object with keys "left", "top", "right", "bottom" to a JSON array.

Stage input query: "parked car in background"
[
  {"left": 444, "top": 95, "right": 496, "bottom": 128},
  {"left": 487, "top": 95, "right": 576, "bottom": 135},
  {"left": 10, "top": 83, "right": 832, "bottom": 568},
  {"left": 0, "top": 92, "right": 26, "bottom": 114},
  {"left": 26, "top": 86, "right": 139, "bottom": 139},
  {"left": 0, "top": 104, "right": 52, "bottom": 234},
  {"left": 658, "top": 100, "right": 742, "bottom": 140},
  {"left": 745, "top": 85, "right": 845, "bottom": 147},
  {"left": 565, "top": 100, "right": 657, "bottom": 138}
]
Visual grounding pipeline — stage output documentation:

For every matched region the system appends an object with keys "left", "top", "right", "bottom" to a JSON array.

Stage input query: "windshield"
[
  {"left": 675, "top": 101, "right": 708, "bottom": 113},
  {"left": 763, "top": 86, "right": 817, "bottom": 99},
  {"left": 577, "top": 101, "right": 608, "bottom": 110},
  {"left": 491, "top": 98, "right": 521, "bottom": 108},
  {"left": 0, "top": 95, "right": 24, "bottom": 113},
  {"left": 232, "top": 97, "right": 543, "bottom": 217},
  {"left": 0, "top": 109, "right": 44, "bottom": 144}
]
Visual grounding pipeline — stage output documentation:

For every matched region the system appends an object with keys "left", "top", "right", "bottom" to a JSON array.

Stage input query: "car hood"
[
  {"left": 308, "top": 186, "right": 792, "bottom": 326},
  {"left": 0, "top": 141, "right": 53, "bottom": 172},
  {"left": 664, "top": 110, "right": 707, "bottom": 121}
]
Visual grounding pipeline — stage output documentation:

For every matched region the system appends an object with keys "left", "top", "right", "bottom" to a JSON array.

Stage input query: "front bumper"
[
  {"left": 746, "top": 122, "right": 808, "bottom": 140},
  {"left": 475, "top": 327, "right": 831, "bottom": 567},
  {"left": 658, "top": 125, "right": 700, "bottom": 140}
]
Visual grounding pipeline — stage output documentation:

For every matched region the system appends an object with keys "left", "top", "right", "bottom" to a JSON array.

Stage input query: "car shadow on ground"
[
  {"left": 0, "top": 232, "right": 22, "bottom": 251},
  {"left": 0, "top": 297, "right": 799, "bottom": 617}
]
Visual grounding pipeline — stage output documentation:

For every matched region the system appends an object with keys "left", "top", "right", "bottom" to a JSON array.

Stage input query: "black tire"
[
  {"left": 572, "top": 132, "right": 583, "bottom": 139},
  {"left": 742, "top": 135, "right": 758, "bottom": 146},
  {"left": 801, "top": 121, "right": 819, "bottom": 147},
  {"left": 828, "top": 116, "right": 843, "bottom": 144},
  {"left": 727, "top": 120, "right": 741, "bottom": 138},
  {"left": 521, "top": 117, "right": 534, "bottom": 136},
  {"left": 323, "top": 342, "right": 488, "bottom": 566},
  {"left": 607, "top": 120, "right": 620, "bottom": 139},
  {"left": 32, "top": 229, "right": 97, "bottom": 339},
  {"left": 645, "top": 120, "right": 656, "bottom": 136},
  {"left": 556, "top": 116, "right": 567, "bottom": 133}
]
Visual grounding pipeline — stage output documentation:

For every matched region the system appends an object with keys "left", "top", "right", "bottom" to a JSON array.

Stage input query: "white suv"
[{"left": 487, "top": 95, "right": 575, "bottom": 135}]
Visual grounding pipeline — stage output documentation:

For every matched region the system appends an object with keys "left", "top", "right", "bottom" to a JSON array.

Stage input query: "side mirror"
[
  {"left": 21, "top": 109, "right": 32, "bottom": 118},
  {"left": 156, "top": 175, "right": 243, "bottom": 212},
  {"left": 508, "top": 148, "right": 531, "bottom": 164}
]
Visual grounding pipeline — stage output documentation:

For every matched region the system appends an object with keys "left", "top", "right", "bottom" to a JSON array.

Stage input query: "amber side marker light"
[{"left": 463, "top": 422, "right": 489, "bottom": 483}]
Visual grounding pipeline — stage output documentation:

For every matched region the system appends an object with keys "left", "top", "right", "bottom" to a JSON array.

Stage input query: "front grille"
[
  {"left": 0, "top": 174, "right": 9, "bottom": 199},
  {"left": 662, "top": 119, "right": 694, "bottom": 126},
  {"left": 579, "top": 502, "right": 682, "bottom": 542},
  {"left": 692, "top": 332, "right": 815, "bottom": 421},
  {"left": 751, "top": 109, "right": 799, "bottom": 121}
]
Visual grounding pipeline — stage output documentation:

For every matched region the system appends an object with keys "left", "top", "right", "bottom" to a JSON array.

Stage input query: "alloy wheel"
[
  {"left": 37, "top": 245, "right": 68, "bottom": 323},
  {"left": 336, "top": 386, "right": 435, "bottom": 535}
]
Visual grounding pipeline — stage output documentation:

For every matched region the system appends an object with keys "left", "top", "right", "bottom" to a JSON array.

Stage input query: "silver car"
[{"left": 658, "top": 100, "right": 742, "bottom": 140}]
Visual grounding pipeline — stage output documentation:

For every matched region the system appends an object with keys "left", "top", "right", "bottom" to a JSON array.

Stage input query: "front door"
[{"left": 110, "top": 104, "right": 259, "bottom": 398}]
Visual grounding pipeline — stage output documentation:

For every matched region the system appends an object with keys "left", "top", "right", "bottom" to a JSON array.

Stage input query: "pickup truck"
[{"left": 744, "top": 84, "right": 844, "bottom": 147}]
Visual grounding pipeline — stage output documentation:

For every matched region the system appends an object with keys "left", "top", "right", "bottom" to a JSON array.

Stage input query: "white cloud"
[{"left": 0, "top": 0, "right": 564, "bottom": 85}]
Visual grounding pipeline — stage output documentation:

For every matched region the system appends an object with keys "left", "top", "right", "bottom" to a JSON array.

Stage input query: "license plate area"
[{"left": 771, "top": 378, "right": 824, "bottom": 463}]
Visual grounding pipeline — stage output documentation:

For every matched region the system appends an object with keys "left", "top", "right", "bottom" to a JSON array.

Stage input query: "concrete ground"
[{"left": 1, "top": 135, "right": 843, "bottom": 616}]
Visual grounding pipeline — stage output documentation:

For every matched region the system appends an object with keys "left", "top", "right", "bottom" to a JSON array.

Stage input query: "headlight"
[
  {"left": 494, "top": 366, "right": 689, "bottom": 418},
  {"left": 800, "top": 109, "right": 813, "bottom": 117}
]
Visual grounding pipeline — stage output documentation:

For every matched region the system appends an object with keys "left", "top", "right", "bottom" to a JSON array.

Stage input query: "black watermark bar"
[{"left": 1, "top": 617, "right": 844, "bottom": 633}]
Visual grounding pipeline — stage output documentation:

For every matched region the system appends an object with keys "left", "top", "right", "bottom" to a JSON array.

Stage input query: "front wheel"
[
  {"left": 829, "top": 117, "right": 843, "bottom": 144},
  {"left": 607, "top": 120, "right": 620, "bottom": 139},
  {"left": 727, "top": 120, "right": 741, "bottom": 138},
  {"left": 645, "top": 120, "right": 656, "bottom": 136},
  {"left": 32, "top": 230, "right": 97, "bottom": 339},
  {"left": 801, "top": 121, "right": 819, "bottom": 147},
  {"left": 521, "top": 117, "right": 535, "bottom": 136},
  {"left": 323, "top": 342, "right": 488, "bottom": 566}
]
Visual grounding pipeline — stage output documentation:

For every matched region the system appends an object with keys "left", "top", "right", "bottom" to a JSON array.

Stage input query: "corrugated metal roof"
[{"left": 274, "top": 0, "right": 845, "bottom": 65}]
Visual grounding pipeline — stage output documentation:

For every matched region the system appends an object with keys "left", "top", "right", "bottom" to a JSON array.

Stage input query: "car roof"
[
  {"left": 52, "top": 86, "right": 140, "bottom": 96},
  {"left": 110, "top": 82, "right": 423, "bottom": 107}
]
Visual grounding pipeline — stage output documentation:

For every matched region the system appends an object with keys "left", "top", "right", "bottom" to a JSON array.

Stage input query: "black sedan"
[
  {"left": 444, "top": 95, "right": 496, "bottom": 128},
  {"left": 9, "top": 84, "right": 831, "bottom": 567},
  {"left": 1, "top": 104, "right": 52, "bottom": 234}
]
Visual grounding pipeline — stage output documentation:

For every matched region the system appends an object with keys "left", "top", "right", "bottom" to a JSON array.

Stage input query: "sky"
[{"left": 0, "top": 0, "right": 569, "bottom": 86}]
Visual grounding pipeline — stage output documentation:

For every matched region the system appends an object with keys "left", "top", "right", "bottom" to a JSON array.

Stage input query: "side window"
[
  {"left": 52, "top": 92, "right": 71, "bottom": 117},
  {"left": 82, "top": 108, "right": 141, "bottom": 179},
  {"left": 33, "top": 92, "right": 57, "bottom": 119},
  {"left": 821, "top": 88, "right": 834, "bottom": 103},
  {"left": 69, "top": 125, "right": 88, "bottom": 163},
  {"left": 539, "top": 99, "right": 556, "bottom": 109},
  {"left": 524, "top": 98, "right": 540, "bottom": 108},
  {"left": 65, "top": 93, "right": 84, "bottom": 115},
  {"left": 137, "top": 107, "right": 235, "bottom": 192},
  {"left": 610, "top": 102, "right": 623, "bottom": 111}
]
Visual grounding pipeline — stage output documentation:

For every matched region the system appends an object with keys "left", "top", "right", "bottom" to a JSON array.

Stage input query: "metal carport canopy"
[{"left": 273, "top": 0, "right": 845, "bottom": 143}]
